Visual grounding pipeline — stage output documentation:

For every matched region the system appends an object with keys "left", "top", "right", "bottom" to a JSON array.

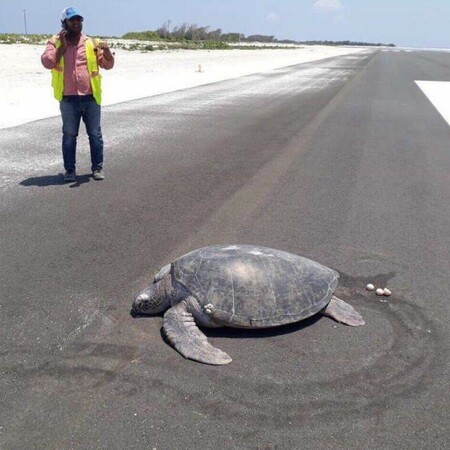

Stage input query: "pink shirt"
[{"left": 41, "top": 34, "right": 114, "bottom": 96}]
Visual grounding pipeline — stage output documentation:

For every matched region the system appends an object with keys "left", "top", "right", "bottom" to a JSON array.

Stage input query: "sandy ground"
[{"left": 0, "top": 44, "right": 365, "bottom": 129}]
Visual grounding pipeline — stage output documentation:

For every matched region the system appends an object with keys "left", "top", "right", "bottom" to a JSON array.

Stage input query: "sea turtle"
[{"left": 132, "top": 245, "right": 364, "bottom": 365}]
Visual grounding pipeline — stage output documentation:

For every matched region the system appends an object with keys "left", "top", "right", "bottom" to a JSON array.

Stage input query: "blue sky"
[{"left": 1, "top": 0, "right": 449, "bottom": 48}]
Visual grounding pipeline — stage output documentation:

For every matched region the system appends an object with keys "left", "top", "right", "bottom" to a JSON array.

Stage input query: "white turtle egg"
[
  {"left": 366, "top": 284, "right": 375, "bottom": 291},
  {"left": 383, "top": 288, "right": 392, "bottom": 296},
  {"left": 376, "top": 288, "right": 385, "bottom": 296}
]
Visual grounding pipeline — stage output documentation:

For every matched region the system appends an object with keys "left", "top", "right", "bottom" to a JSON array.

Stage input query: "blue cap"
[{"left": 61, "top": 7, "right": 83, "bottom": 21}]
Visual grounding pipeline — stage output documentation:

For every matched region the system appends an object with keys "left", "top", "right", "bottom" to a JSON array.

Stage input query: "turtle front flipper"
[
  {"left": 163, "top": 298, "right": 232, "bottom": 365},
  {"left": 321, "top": 296, "right": 365, "bottom": 326}
]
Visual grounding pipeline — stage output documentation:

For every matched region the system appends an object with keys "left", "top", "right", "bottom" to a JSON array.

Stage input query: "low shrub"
[{"left": 202, "top": 40, "right": 230, "bottom": 50}]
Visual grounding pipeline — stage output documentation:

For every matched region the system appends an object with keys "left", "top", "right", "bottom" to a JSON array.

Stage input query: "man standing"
[{"left": 41, "top": 6, "right": 114, "bottom": 182}]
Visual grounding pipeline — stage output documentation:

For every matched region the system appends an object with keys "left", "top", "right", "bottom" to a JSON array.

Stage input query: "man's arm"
[{"left": 41, "top": 32, "right": 67, "bottom": 69}]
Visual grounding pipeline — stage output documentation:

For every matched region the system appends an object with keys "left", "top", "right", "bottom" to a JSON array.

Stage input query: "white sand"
[{"left": 0, "top": 44, "right": 365, "bottom": 129}]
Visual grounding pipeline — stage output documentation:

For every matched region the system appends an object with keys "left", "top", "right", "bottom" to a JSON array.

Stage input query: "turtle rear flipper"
[
  {"left": 322, "top": 296, "right": 365, "bottom": 326},
  {"left": 163, "top": 299, "right": 232, "bottom": 365}
]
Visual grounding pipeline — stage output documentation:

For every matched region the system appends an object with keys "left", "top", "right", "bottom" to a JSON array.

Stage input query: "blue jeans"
[{"left": 60, "top": 95, "right": 104, "bottom": 171}]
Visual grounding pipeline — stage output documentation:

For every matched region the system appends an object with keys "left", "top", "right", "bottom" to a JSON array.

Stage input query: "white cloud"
[
  {"left": 313, "top": 0, "right": 344, "bottom": 11},
  {"left": 267, "top": 12, "right": 280, "bottom": 22}
]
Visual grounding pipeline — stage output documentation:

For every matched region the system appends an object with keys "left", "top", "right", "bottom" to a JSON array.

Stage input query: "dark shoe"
[
  {"left": 92, "top": 168, "right": 105, "bottom": 180},
  {"left": 63, "top": 169, "right": 76, "bottom": 182}
]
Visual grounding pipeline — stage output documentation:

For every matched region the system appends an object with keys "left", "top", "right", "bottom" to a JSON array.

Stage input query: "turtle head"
[{"left": 132, "top": 283, "right": 170, "bottom": 315}]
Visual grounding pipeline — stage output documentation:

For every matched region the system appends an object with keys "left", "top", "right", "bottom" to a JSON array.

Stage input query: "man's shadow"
[{"left": 20, "top": 174, "right": 92, "bottom": 188}]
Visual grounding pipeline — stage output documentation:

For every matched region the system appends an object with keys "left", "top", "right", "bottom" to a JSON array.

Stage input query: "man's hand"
[
  {"left": 97, "top": 41, "right": 109, "bottom": 50},
  {"left": 98, "top": 41, "right": 113, "bottom": 61},
  {"left": 57, "top": 31, "right": 68, "bottom": 51},
  {"left": 55, "top": 31, "right": 67, "bottom": 61}
]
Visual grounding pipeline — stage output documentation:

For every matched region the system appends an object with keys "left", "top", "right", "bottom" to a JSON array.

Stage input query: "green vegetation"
[
  {"left": 0, "top": 33, "right": 51, "bottom": 44},
  {"left": 121, "top": 22, "right": 396, "bottom": 47},
  {"left": 0, "top": 23, "right": 396, "bottom": 50},
  {"left": 202, "top": 40, "right": 230, "bottom": 50},
  {"left": 122, "top": 31, "right": 160, "bottom": 41}
]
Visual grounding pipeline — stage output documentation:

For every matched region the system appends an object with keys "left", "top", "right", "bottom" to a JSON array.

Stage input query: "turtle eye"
[{"left": 140, "top": 300, "right": 151, "bottom": 312}]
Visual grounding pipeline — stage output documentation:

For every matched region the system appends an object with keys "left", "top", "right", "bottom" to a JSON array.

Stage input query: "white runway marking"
[{"left": 416, "top": 81, "right": 450, "bottom": 127}]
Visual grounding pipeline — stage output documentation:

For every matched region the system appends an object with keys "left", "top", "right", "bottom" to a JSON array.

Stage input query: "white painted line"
[{"left": 416, "top": 80, "right": 450, "bottom": 126}]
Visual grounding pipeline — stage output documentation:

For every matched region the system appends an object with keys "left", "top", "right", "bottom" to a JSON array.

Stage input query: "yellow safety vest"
[{"left": 50, "top": 35, "right": 102, "bottom": 105}]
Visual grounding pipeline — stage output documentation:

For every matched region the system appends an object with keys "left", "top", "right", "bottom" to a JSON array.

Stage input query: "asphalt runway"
[{"left": 1, "top": 49, "right": 449, "bottom": 449}]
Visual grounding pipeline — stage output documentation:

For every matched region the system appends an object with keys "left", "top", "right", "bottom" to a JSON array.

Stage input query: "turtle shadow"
[
  {"left": 130, "top": 310, "right": 143, "bottom": 319},
  {"left": 159, "top": 314, "right": 322, "bottom": 344},
  {"left": 20, "top": 174, "right": 91, "bottom": 188}
]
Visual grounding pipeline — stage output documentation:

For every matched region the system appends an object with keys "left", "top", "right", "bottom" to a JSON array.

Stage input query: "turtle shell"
[{"left": 172, "top": 245, "right": 338, "bottom": 328}]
